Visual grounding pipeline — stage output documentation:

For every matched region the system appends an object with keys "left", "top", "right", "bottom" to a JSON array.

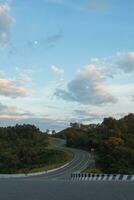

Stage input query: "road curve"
[
  {"left": 33, "top": 138, "right": 91, "bottom": 180},
  {"left": 1, "top": 138, "right": 134, "bottom": 200}
]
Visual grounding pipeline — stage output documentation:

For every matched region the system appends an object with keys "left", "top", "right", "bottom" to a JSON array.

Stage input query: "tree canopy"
[{"left": 53, "top": 113, "right": 134, "bottom": 174}]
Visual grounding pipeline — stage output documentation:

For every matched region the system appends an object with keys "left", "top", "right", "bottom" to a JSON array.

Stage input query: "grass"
[
  {"left": 83, "top": 166, "right": 102, "bottom": 174},
  {"left": 47, "top": 137, "right": 59, "bottom": 148},
  {"left": 28, "top": 149, "right": 74, "bottom": 173},
  {"left": 83, "top": 154, "right": 102, "bottom": 174},
  {"left": 17, "top": 138, "right": 74, "bottom": 174},
  {"left": 17, "top": 149, "right": 74, "bottom": 173}
]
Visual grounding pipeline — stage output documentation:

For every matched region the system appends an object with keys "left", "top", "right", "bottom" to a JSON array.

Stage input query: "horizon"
[
  {"left": 0, "top": 112, "right": 133, "bottom": 133},
  {"left": 0, "top": 0, "right": 134, "bottom": 131}
]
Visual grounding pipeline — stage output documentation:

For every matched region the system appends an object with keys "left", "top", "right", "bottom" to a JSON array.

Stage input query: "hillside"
[
  {"left": 52, "top": 127, "right": 88, "bottom": 147},
  {"left": 0, "top": 124, "right": 72, "bottom": 174},
  {"left": 52, "top": 113, "right": 134, "bottom": 174}
]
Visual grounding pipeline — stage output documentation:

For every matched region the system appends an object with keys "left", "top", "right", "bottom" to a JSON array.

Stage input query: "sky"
[{"left": 0, "top": 0, "right": 134, "bottom": 131}]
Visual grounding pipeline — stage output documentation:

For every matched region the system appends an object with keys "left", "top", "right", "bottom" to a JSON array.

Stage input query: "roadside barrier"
[
  {"left": 71, "top": 173, "right": 134, "bottom": 181},
  {"left": 0, "top": 158, "right": 74, "bottom": 179}
]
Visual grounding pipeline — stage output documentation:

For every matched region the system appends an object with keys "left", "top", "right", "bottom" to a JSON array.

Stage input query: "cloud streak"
[
  {"left": 0, "top": 2, "right": 14, "bottom": 47},
  {"left": 0, "top": 102, "right": 34, "bottom": 118},
  {"left": 51, "top": 65, "right": 64, "bottom": 74},
  {"left": 46, "top": 32, "right": 62, "bottom": 46},
  {"left": 74, "top": 109, "right": 126, "bottom": 122}
]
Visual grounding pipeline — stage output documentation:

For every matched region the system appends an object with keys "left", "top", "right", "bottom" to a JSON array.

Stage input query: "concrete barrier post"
[
  {"left": 131, "top": 175, "right": 134, "bottom": 181},
  {"left": 122, "top": 175, "right": 128, "bottom": 181}
]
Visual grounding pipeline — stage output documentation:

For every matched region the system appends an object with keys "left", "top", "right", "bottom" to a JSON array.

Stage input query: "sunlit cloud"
[
  {"left": 0, "top": 78, "right": 30, "bottom": 98},
  {"left": 55, "top": 64, "right": 117, "bottom": 105}
]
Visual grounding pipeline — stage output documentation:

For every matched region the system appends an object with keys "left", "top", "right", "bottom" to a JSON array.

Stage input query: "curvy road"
[
  {"left": 0, "top": 138, "right": 134, "bottom": 200},
  {"left": 39, "top": 138, "right": 91, "bottom": 180}
]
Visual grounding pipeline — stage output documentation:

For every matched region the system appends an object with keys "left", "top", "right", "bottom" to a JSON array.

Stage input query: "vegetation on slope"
[
  {"left": 0, "top": 124, "right": 73, "bottom": 174},
  {"left": 53, "top": 113, "right": 134, "bottom": 174}
]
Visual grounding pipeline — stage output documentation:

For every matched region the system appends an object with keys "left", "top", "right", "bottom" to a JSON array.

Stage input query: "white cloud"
[
  {"left": 0, "top": 102, "right": 34, "bottom": 120},
  {"left": 117, "top": 52, "right": 134, "bottom": 73},
  {"left": 0, "top": 78, "right": 30, "bottom": 98},
  {"left": 0, "top": 115, "right": 68, "bottom": 131},
  {"left": 18, "top": 75, "right": 32, "bottom": 84},
  {"left": 74, "top": 109, "right": 126, "bottom": 122},
  {"left": 0, "top": 102, "right": 15, "bottom": 115},
  {"left": 89, "top": 51, "right": 134, "bottom": 76},
  {"left": 55, "top": 64, "right": 117, "bottom": 105},
  {"left": 0, "top": 2, "right": 14, "bottom": 47},
  {"left": 51, "top": 65, "right": 64, "bottom": 74}
]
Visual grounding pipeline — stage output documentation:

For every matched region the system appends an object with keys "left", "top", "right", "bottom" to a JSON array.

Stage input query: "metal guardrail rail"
[{"left": 71, "top": 173, "right": 134, "bottom": 181}]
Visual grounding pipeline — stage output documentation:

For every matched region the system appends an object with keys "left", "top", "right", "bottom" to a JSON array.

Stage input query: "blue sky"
[{"left": 0, "top": 0, "right": 134, "bottom": 131}]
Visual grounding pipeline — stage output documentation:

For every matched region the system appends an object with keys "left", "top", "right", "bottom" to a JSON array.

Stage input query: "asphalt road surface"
[
  {"left": 0, "top": 179, "right": 134, "bottom": 200},
  {"left": 38, "top": 138, "right": 91, "bottom": 180},
  {"left": 0, "top": 138, "right": 134, "bottom": 200}
]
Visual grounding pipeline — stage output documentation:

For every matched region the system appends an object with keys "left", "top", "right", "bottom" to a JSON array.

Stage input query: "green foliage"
[
  {"left": 0, "top": 124, "right": 50, "bottom": 173},
  {"left": 55, "top": 113, "right": 134, "bottom": 174},
  {"left": 84, "top": 166, "right": 102, "bottom": 174},
  {"left": 0, "top": 124, "right": 74, "bottom": 173},
  {"left": 52, "top": 127, "right": 89, "bottom": 149}
]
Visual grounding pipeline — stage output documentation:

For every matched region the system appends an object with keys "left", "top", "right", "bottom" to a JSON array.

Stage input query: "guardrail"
[
  {"left": 0, "top": 158, "right": 75, "bottom": 179},
  {"left": 71, "top": 173, "right": 134, "bottom": 181}
]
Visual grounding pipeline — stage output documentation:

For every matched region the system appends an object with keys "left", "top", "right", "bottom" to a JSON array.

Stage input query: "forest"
[
  {"left": 53, "top": 113, "right": 134, "bottom": 174},
  {"left": 0, "top": 124, "right": 70, "bottom": 173}
]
